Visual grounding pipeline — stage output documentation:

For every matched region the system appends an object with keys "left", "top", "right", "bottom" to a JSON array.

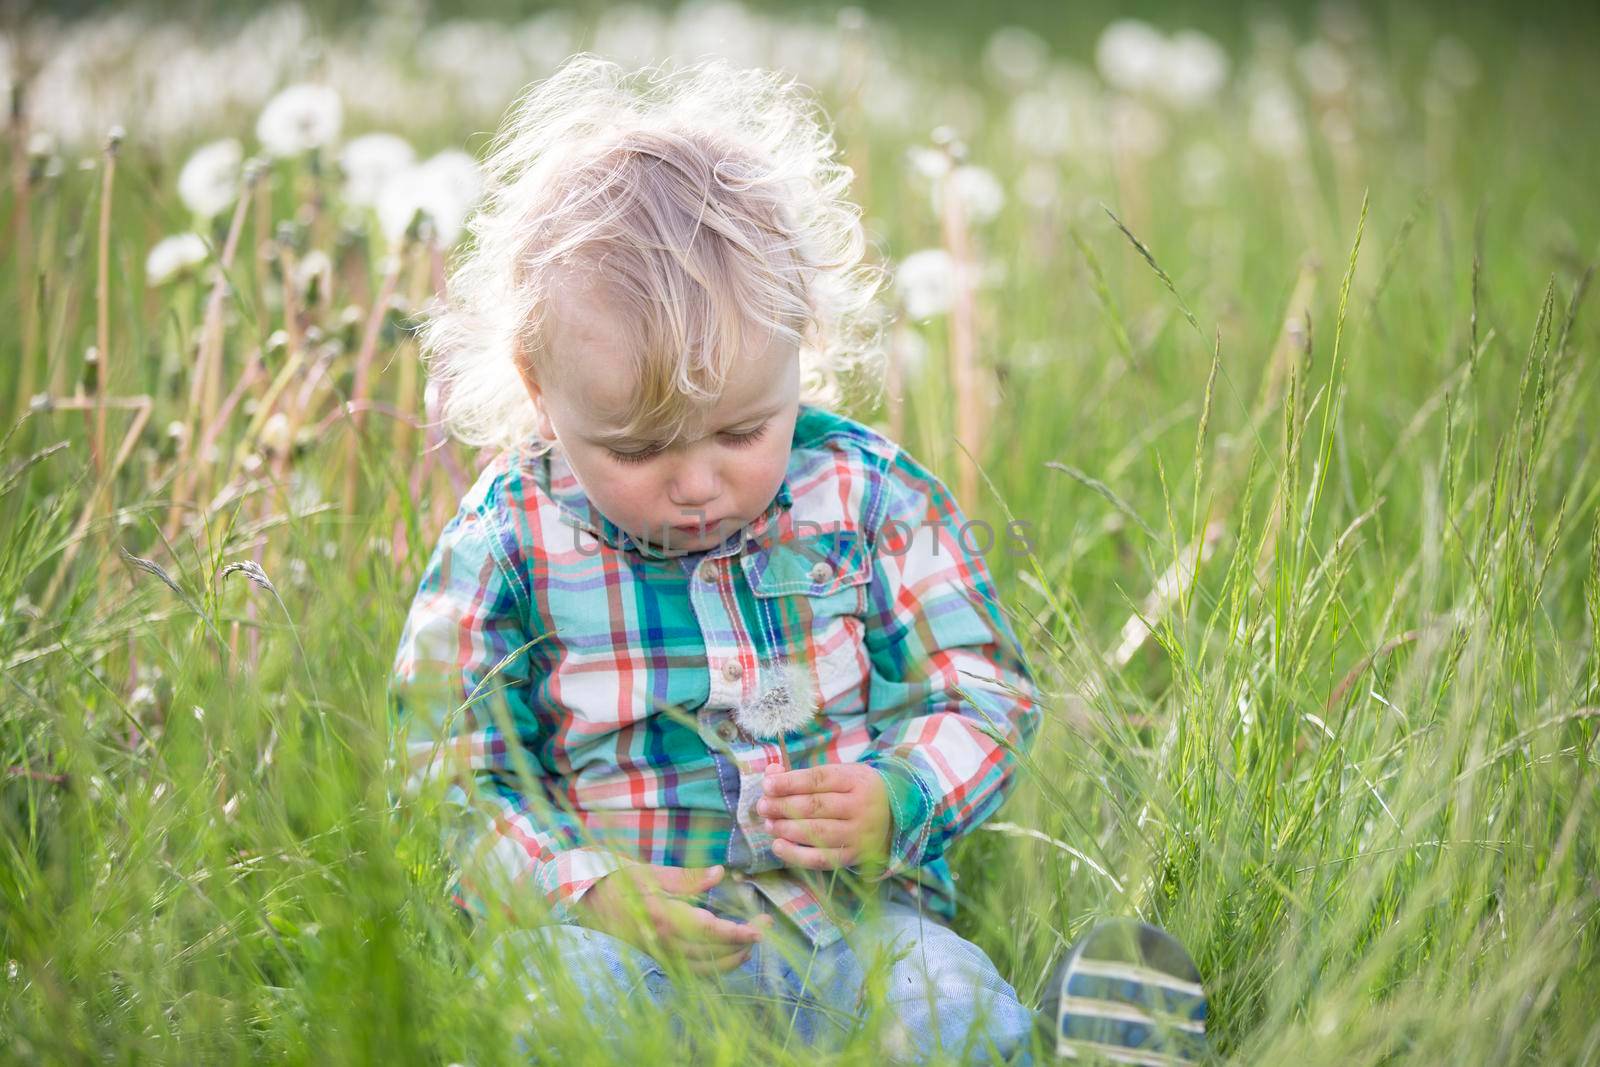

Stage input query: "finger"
[
  {"left": 673, "top": 912, "right": 774, "bottom": 955},
  {"left": 767, "top": 817, "right": 855, "bottom": 848},
  {"left": 684, "top": 945, "right": 754, "bottom": 976},
  {"left": 651, "top": 863, "right": 725, "bottom": 897},
  {"left": 759, "top": 791, "right": 852, "bottom": 822},
  {"left": 773, "top": 836, "right": 854, "bottom": 871},
  {"left": 762, "top": 764, "right": 836, "bottom": 796},
  {"left": 662, "top": 902, "right": 772, "bottom": 946},
  {"left": 670, "top": 927, "right": 766, "bottom": 960}
]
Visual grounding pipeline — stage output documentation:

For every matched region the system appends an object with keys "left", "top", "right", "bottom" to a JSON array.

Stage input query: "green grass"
[{"left": 3, "top": 5, "right": 1598, "bottom": 1064}]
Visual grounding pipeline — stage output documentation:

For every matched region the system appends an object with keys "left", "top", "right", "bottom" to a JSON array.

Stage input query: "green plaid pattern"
[{"left": 389, "top": 403, "right": 1040, "bottom": 949}]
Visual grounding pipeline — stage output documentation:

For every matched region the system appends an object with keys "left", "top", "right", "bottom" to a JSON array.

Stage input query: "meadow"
[{"left": 2, "top": 2, "right": 1598, "bottom": 1063}]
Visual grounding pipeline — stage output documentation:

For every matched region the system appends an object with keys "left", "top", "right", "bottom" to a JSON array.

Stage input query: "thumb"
[{"left": 659, "top": 863, "right": 723, "bottom": 895}]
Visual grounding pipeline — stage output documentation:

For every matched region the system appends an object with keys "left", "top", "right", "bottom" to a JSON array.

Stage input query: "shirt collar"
[{"left": 533, "top": 438, "right": 797, "bottom": 563}]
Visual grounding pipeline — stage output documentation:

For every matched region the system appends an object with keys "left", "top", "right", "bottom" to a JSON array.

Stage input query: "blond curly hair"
[{"left": 418, "top": 52, "right": 889, "bottom": 455}]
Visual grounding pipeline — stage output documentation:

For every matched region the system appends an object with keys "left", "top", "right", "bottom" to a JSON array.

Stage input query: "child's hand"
[
  {"left": 572, "top": 863, "right": 774, "bottom": 974},
  {"left": 757, "top": 763, "right": 895, "bottom": 874}
]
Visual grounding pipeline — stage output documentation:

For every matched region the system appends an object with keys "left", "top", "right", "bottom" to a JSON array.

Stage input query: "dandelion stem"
[{"left": 93, "top": 128, "right": 118, "bottom": 480}]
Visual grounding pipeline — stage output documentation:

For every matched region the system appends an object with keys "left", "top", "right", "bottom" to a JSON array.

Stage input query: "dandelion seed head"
[
  {"left": 733, "top": 658, "right": 820, "bottom": 739},
  {"left": 256, "top": 83, "right": 342, "bottom": 158},
  {"left": 177, "top": 138, "right": 243, "bottom": 219},
  {"left": 983, "top": 26, "right": 1051, "bottom": 90},
  {"left": 376, "top": 149, "right": 482, "bottom": 247},
  {"left": 1248, "top": 81, "right": 1305, "bottom": 158},
  {"left": 936, "top": 164, "right": 1005, "bottom": 224},
  {"left": 1297, "top": 40, "right": 1351, "bottom": 98},
  {"left": 27, "top": 130, "right": 58, "bottom": 158},
  {"left": 905, "top": 145, "right": 951, "bottom": 181},
  {"left": 145, "top": 233, "right": 208, "bottom": 286},
  {"left": 895, "top": 249, "right": 956, "bottom": 321},
  {"left": 1096, "top": 19, "right": 1166, "bottom": 94},
  {"left": 1156, "top": 30, "right": 1229, "bottom": 109},
  {"left": 1006, "top": 70, "right": 1102, "bottom": 159},
  {"left": 294, "top": 249, "right": 333, "bottom": 297},
  {"left": 339, "top": 131, "right": 416, "bottom": 208}
]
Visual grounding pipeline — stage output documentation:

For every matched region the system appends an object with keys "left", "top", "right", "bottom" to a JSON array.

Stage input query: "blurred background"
[{"left": 3, "top": 2, "right": 1598, "bottom": 1063}]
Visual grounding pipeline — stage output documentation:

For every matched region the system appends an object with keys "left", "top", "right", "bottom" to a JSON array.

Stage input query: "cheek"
[
  {"left": 569, "top": 453, "right": 654, "bottom": 516},
  {"left": 738, "top": 440, "right": 791, "bottom": 498}
]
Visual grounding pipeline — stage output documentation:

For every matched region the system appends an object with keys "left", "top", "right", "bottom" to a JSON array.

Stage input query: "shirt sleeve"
[
  {"left": 387, "top": 493, "right": 636, "bottom": 925},
  {"left": 853, "top": 448, "right": 1041, "bottom": 882}
]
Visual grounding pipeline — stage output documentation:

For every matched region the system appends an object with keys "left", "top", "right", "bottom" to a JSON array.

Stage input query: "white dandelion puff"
[
  {"left": 27, "top": 130, "right": 58, "bottom": 158},
  {"left": 1097, "top": 21, "right": 1229, "bottom": 109},
  {"left": 895, "top": 249, "right": 956, "bottom": 321},
  {"left": 1156, "top": 30, "right": 1229, "bottom": 109},
  {"left": 256, "top": 83, "right": 342, "bottom": 158},
  {"left": 1249, "top": 81, "right": 1305, "bottom": 158},
  {"left": 1008, "top": 89, "right": 1083, "bottom": 159},
  {"left": 338, "top": 132, "right": 416, "bottom": 208},
  {"left": 293, "top": 249, "right": 333, "bottom": 299},
  {"left": 376, "top": 149, "right": 483, "bottom": 247},
  {"left": 905, "top": 145, "right": 951, "bottom": 181},
  {"left": 1095, "top": 19, "right": 1166, "bottom": 94},
  {"left": 1296, "top": 40, "right": 1351, "bottom": 98},
  {"left": 733, "top": 658, "right": 820, "bottom": 769},
  {"left": 177, "top": 138, "right": 242, "bottom": 219},
  {"left": 145, "top": 233, "right": 209, "bottom": 286},
  {"left": 733, "top": 658, "right": 819, "bottom": 739},
  {"left": 982, "top": 25, "right": 1051, "bottom": 91},
  {"left": 937, "top": 164, "right": 1006, "bottom": 224}
]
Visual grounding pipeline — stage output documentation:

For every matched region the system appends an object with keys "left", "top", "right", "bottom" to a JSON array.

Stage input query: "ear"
[{"left": 513, "top": 339, "right": 558, "bottom": 442}]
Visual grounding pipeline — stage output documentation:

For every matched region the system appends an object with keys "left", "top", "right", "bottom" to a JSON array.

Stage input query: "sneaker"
[{"left": 1039, "top": 918, "right": 1208, "bottom": 1064}]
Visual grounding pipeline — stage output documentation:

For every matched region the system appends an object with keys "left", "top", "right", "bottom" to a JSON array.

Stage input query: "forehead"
[{"left": 544, "top": 271, "right": 790, "bottom": 432}]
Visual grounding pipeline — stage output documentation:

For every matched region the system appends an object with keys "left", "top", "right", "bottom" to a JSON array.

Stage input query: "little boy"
[{"left": 389, "top": 53, "right": 1203, "bottom": 1065}]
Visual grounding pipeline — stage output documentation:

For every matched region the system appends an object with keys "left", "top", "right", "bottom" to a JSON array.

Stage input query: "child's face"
[{"left": 523, "top": 277, "right": 801, "bottom": 555}]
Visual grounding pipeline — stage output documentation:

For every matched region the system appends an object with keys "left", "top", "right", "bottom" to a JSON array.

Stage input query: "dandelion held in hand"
[{"left": 731, "top": 657, "right": 820, "bottom": 771}]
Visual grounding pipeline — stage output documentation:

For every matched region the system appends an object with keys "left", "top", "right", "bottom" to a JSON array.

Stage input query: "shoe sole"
[{"left": 1046, "top": 919, "right": 1208, "bottom": 1064}]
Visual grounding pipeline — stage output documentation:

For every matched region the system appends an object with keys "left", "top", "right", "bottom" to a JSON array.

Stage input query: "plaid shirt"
[{"left": 388, "top": 402, "right": 1040, "bottom": 950}]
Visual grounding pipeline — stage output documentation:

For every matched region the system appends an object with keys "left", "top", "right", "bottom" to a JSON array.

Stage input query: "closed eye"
[
  {"left": 720, "top": 422, "right": 769, "bottom": 448},
  {"left": 605, "top": 444, "right": 665, "bottom": 466},
  {"left": 603, "top": 421, "right": 768, "bottom": 464}
]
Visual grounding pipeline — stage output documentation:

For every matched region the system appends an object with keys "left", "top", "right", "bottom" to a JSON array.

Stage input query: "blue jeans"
[{"left": 482, "top": 878, "right": 1038, "bottom": 1064}]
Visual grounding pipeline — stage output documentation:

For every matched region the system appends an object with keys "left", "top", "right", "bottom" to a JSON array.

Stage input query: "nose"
[{"left": 667, "top": 454, "right": 721, "bottom": 511}]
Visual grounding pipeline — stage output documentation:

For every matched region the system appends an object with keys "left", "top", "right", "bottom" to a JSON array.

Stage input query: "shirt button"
[
  {"left": 697, "top": 560, "right": 718, "bottom": 582},
  {"left": 722, "top": 660, "right": 744, "bottom": 681},
  {"left": 716, "top": 720, "right": 740, "bottom": 743},
  {"left": 809, "top": 561, "right": 834, "bottom": 583}
]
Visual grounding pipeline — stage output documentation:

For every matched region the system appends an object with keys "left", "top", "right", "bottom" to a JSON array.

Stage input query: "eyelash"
[{"left": 605, "top": 423, "right": 768, "bottom": 466}]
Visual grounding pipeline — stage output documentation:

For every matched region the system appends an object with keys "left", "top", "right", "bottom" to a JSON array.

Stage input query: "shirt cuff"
[
  {"left": 857, "top": 752, "right": 936, "bottom": 881},
  {"left": 454, "top": 842, "right": 641, "bottom": 926},
  {"left": 536, "top": 845, "right": 642, "bottom": 924}
]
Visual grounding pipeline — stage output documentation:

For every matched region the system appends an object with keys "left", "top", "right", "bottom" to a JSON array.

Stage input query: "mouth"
[{"left": 670, "top": 518, "right": 724, "bottom": 535}]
